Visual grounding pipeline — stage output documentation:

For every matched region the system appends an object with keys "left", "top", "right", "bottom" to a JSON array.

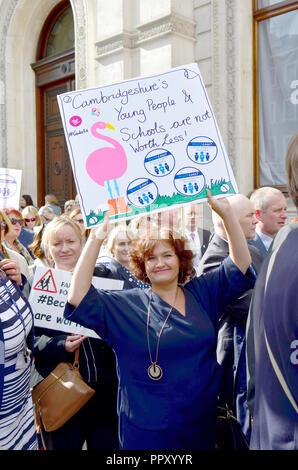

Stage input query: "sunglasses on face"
[
  {"left": 10, "top": 218, "right": 23, "bottom": 226},
  {"left": 25, "top": 217, "right": 36, "bottom": 223}
]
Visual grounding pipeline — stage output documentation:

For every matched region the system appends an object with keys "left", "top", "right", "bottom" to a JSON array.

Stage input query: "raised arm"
[
  {"left": 68, "top": 214, "right": 111, "bottom": 307},
  {"left": 206, "top": 190, "right": 251, "bottom": 274}
]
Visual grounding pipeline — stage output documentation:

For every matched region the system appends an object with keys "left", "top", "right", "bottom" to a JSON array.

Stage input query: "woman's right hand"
[
  {"left": 0, "top": 258, "right": 23, "bottom": 285},
  {"left": 65, "top": 334, "right": 87, "bottom": 353}
]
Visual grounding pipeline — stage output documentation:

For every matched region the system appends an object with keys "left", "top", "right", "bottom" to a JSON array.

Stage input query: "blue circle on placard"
[
  {"left": 174, "top": 167, "right": 205, "bottom": 196},
  {"left": 187, "top": 136, "right": 218, "bottom": 164},
  {"left": 0, "top": 174, "right": 17, "bottom": 199},
  {"left": 144, "top": 148, "right": 175, "bottom": 177},
  {"left": 126, "top": 178, "right": 159, "bottom": 208}
]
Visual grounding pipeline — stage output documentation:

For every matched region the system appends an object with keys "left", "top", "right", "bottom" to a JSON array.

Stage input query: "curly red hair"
[{"left": 129, "top": 228, "right": 194, "bottom": 284}]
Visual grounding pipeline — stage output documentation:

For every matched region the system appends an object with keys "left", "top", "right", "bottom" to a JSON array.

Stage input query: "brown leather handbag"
[{"left": 31, "top": 348, "right": 95, "bottom": 432}]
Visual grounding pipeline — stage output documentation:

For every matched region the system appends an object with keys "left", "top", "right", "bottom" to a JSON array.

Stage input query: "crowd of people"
[{"left": 0, "top": 131, "right": 297, "bottom": 451}]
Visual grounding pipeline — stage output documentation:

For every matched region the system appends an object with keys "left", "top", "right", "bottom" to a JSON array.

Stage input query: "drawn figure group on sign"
[
  {"left": 174, "top": 167, "right": 206, "bottom": 196},
  {"left": 194, "top": 151, "right": 210, "bottom": 162},
  {"left": 0, "top": 174, "right": 17, "bottom": 199},
  {"left": 127, "top": 178, "right": 159, "bottom": 208},
  {"left": 187, "top": 136, "right": 218, "bottom": 165},
  {"left": 144, "top": 149, "right": 175, "bottom": 177},
  {"left": 138, "top": 191, "right": 155, "bottom": 205},
  {"left": 154, "top": 163, "right": 170, "bottom": 175}
]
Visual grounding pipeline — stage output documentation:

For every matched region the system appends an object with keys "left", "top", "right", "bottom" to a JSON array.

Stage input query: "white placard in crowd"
[
  {"left": 57, "top": 63, "right": 238, "bottom": 228},
  {"left": 29, "top": 266, "right": 124, "bottom": 339},
  {"left": 0, "top": 168, "right": 22, "bottom": 209}
]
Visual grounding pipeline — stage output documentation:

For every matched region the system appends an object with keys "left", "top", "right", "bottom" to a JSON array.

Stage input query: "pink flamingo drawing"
[{"left": 86, "top": 121, "right": 131, "bottom": 215}]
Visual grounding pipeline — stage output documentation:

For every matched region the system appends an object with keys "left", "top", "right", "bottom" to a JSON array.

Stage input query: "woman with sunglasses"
[
  {"left": 0, "top": 209, "right": 38, "bottom": 449},
  {"left": 2, "top": 208, "right": 34, "bottom": 270},
  {"left": 22, "top": 205, "right": 42, "bottom": 232},
  {"left": 65, "top": 191, "right": 256, "bottom": 450}
]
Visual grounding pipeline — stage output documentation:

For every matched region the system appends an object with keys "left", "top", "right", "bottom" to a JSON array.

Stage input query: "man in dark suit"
[
  {"left": 181, "top": 203, "right": 211, "bottom": 274},
  {"left": 248, "top": 187, "right": 287, "bottom": 256},
  {"left": 197, "top": 194, "right": 264, "bottom": 441}
]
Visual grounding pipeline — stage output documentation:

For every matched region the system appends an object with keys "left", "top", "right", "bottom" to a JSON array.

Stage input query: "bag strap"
[
  {"left": 263, "top": 246, "right": 298, "bottom": 414},
  {"left": 73, "top": 347, "right": 80, "bottom": 369}
]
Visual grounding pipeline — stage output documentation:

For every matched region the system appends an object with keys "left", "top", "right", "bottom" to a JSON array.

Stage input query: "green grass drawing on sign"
[{"left": 86, "top": 179, "right": 235, "bottom": 227}]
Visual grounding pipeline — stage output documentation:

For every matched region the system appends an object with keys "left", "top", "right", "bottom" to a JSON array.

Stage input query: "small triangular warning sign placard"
[{"left": 33, "top": 269, "right": 57, "bottom": 293}]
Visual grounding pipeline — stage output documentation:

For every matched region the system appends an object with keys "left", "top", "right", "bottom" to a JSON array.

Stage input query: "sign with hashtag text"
[
  {"left": 57, "top": 63, "right": 238, "bottom": 228},
  {"left": 29, "top": 267, "right": 124, "bottom": 339}
]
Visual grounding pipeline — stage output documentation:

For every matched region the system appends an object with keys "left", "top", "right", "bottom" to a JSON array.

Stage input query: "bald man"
[
  {"left": 249, "top": 187, "right": 287, "bottom": 256},
  {"left": 197, "top": 193, "right": 264, "bottom": 441}
]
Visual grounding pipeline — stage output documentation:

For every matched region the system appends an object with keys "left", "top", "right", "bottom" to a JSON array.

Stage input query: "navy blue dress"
[
  {"left": 99, "top": 257, "right": 148, "bottom": 290},
  {"left": 64, "top": 257, "right": 255, "bottom": 450}
]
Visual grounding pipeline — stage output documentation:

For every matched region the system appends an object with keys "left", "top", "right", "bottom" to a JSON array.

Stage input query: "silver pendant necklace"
[{"left": 146, "top": 287, "right": 178, "bottom": 381}]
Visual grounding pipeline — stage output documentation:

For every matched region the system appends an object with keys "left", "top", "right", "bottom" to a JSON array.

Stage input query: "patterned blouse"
[{"left": 3, "top": 238, "right": 34, "bottom": 266}]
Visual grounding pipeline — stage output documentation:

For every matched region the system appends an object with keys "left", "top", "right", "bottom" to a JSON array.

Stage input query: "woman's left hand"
[
  {"left": 0, "top": 259, "right": 22, "bottom": 285},
  {"left": 65, "top": 334, "right": 87, "bottom": 353}
]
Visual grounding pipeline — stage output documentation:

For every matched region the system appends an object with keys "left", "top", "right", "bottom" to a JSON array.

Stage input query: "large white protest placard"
[
  {"left": 0, "top": 168, "right": 22, "bottom": 209},
  {"left": 29, "top": 267, "right": 124, "bottom": 339},
  {"left": 58, "top": 63, "right": 238, "bottom": 227}
]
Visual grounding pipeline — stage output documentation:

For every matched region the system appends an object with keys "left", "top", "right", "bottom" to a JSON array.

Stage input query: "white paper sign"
[
  {"left": 58, "top": 63, "right": 238, "bottom": 227},
  {"left": 29, "top": 267, "right": 124, "bottom": 339},
  {"left": 0, "top": 168, "right": 22, "bottom": 209}
]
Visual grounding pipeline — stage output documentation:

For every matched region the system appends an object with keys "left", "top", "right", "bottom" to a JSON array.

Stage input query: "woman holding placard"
[
  {"left": 31, "top": 215, "right": 119, "bottom": 450},
  {"left": 65, "top": 190, "right": 255, "bottom": 450}
]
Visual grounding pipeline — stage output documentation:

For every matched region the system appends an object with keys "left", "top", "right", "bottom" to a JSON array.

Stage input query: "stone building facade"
[{"left": 0, "top": 0, "right": 296, "bottom": 219}]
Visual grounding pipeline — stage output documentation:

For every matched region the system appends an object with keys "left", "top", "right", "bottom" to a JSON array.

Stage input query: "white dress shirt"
[
  {"left": 185, "top": 228, "right": 202, "bottom": 273},
  {"left": 256, "top": 230, "right": 273, "bottom": 251}
]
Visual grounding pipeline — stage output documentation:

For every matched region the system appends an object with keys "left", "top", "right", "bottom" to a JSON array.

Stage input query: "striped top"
[{"left": 0, "top": 274, "right": 37, "bottom": 450}]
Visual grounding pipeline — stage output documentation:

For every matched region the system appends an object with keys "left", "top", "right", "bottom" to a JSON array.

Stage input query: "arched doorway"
[{"left": 31, "top": 1, "right": 76, "bottom": 209}]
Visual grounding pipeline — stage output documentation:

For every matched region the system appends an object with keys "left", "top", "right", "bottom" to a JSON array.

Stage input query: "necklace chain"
[{"left": 146, "top": 287, "right": 178, "bottom": 380}]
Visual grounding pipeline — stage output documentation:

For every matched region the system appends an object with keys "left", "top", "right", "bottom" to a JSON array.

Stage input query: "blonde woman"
[
  {"left": 29, "top": 225, "right": 53, "bottom": 269},
  {"left": 32, "top": 215, "right": 118, "bottom": 450},
  {"left": 100, "top": 224, "right": 148, "bottom": 290},
  {"left": 22, "top": 205, "right": 42, "bottom": 232}
]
